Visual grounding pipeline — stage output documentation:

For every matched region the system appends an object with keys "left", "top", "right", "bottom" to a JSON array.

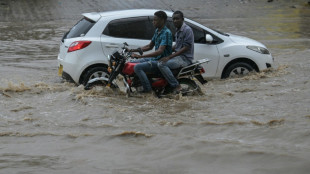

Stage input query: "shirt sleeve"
[
  {"left": 182, "top": 27, "right": 194, "bottom": 48},
  {"left": 151, "top": 33, "right": 156, "bottom": 43}
]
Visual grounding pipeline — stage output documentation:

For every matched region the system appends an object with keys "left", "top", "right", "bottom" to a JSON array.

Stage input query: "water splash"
[
  {"left": 201, "top": 119, "right": 285, "bottom": 127},
  {"left": 113, "top": 131, "right": 153, "bottom": 138},
  {"left": 0, "top": 82, "right": 30, "bottom": 92}
]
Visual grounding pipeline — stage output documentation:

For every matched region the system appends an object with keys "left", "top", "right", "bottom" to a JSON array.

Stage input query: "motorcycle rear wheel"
[{"left": 178, "top": 78, "right": 202, "bottom": 96}]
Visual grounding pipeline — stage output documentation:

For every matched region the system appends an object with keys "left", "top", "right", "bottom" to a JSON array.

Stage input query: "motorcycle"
[{"left": 84, "top": 42, "right": 210, "bottom": 97}]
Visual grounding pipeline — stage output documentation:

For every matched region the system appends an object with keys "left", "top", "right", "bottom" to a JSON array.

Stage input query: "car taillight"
[{"left": 68, "top": 41, "right": 91, "bottom": 52}]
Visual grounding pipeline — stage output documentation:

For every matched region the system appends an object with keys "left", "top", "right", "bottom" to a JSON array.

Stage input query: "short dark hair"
[
  {"left": 173, "top": 11, "right": 184, "bottom": 18},
  {"left": 154, "top": 11, "right": 167, "bottom": 22}
]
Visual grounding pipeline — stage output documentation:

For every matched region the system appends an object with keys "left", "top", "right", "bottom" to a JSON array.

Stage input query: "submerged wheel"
[
  {"left": 223, "top": 62, "right": 255, "bottom": 78},
  {"left": 83, "top": 67, "right": 109, "bottom": 85},
  {"left": 83, "top": 67, "right": 118, "bottom": 90},
  {"left": 178, "top": 78, "right": 201, "bottom": 96}
]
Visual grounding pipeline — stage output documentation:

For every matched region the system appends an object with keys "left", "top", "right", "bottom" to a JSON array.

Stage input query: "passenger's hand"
[
  {"left": 131, "top": 53, "right": 141, "bottom": 58},
  {"left": 159, "top": 57, "right": 170, "bottom": 63}
]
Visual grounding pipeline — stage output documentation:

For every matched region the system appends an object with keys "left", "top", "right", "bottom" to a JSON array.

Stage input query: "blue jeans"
[
  {"left": 157, "top": 56, "right": 191, "bottom": 88},
  {"left": 133, "top": 58, "right": 160, "bottom": 92},
  {"left": 130, "top": 58, "right": 153, "bottom": 63}
]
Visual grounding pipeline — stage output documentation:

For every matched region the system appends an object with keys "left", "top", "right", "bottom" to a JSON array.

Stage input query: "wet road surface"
[{"left": 1, "top": 0, "right": 310, "bottom": 173}]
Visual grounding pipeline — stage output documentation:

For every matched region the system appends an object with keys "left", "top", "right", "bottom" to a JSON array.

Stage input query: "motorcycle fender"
[{"left": 195, "top": 75, "right": 208, "bottom": 85}]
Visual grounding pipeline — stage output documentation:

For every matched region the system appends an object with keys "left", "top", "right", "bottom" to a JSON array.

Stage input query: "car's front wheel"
[{"left": 223, "top": 62, "right": 255, "bottom": 78}]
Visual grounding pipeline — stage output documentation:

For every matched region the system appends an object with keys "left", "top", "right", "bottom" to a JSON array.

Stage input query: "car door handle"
[{"left": 105, "top": 44, "right": 119, "bottom": 48}]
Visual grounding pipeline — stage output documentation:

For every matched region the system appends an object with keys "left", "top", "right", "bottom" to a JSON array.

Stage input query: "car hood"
[{"left": 228, "top": 34, "right": 266, "bottom": 48}]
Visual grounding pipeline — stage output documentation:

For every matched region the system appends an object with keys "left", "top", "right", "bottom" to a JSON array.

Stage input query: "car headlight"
[{"left": 247, "top": 46, "right": 270, "bottom": 54}]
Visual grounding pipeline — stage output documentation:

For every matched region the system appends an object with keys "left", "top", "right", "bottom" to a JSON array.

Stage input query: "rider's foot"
[
  {"left": 141, "top": 90, "right": 152, "bottom": 93},
  {"left": 132, "top": 90, "right": 154, "bottom": 98},
  {"left": 172, "top": 85, "right": 182, "bottom": 94}
]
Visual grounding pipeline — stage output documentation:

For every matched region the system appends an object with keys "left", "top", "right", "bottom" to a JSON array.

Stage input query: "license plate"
[{"left": 58, "top": 65, "right": 63, "bottom": 76}]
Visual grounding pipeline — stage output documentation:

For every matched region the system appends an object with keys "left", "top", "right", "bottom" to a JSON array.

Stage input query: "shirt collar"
[
  {"left": 156, "top": 26, "right": 167, "bottom": 35},
  {"left": 177, "top": 23, "right": 186, "bottom": 32}
]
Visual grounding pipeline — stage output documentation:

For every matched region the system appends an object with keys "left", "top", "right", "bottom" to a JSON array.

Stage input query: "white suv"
[{"left": 58, "top": 9, "right": 273, "bottom": 85}]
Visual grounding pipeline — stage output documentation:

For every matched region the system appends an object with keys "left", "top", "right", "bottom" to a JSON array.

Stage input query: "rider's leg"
[
  {"left": 134, "top": 60, "right": 159, "bottom": 92},
  {"left": 130, "top": 58, "right": 153, "bottom": 63},
  {"left": 158, "top": 56, "right": 191, "bottom": 88}
]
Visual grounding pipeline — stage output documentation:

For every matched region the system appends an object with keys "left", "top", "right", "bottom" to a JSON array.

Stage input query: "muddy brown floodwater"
[{"left": 0, "top": 0, "right": 310, "bottom": 174}]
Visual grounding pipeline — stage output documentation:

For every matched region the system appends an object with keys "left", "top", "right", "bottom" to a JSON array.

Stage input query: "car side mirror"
[{"left": 205, "top": 34, "right": 213, "bottom": 43}]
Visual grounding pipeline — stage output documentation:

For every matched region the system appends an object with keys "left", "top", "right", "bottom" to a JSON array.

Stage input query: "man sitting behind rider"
[
  {"left": 158, "top": 11, "right": 194, "bottom": 93},
  {"left": 130, "top": 11, "right": 173, "bottom": 93}
]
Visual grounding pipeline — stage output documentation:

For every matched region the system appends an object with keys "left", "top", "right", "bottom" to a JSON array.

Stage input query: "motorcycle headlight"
[{"left": 247, "top": 46, "right": 270, "bottom": 55}]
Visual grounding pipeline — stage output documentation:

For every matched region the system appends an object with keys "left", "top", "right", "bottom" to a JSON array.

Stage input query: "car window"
[
  {"left": 186, "top": 22, "right": 223, "bottom": 44},
  {"left": 103, "top": 17, "right": 154, "bottom": 40},
  {"left": 65, "top": 18, "right": 95, "bottom": 39},
  {"left": 185, "top": 22, "right": 207, "bottom": 44},
  {"left": 166, "top": 17, "right": 206, "bottom": 44}
]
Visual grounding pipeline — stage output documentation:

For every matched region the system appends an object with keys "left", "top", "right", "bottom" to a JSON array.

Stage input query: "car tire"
[
  {"left": 82, "top": 67, "right": 118, "bottom": 89},
  {"left": 223, "top": 62, "right": 254, "bottom": 78}
]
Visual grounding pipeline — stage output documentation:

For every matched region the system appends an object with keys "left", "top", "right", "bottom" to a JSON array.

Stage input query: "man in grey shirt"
[{"left": 158, "top": 10, "right": 195, "bottom": 93}]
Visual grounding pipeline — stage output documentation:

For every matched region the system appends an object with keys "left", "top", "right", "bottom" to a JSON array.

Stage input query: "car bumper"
[
  {"left": 259, "top": 54, "right": 274, "bottom": 70},
  {"left": 57, "top": 54, "right": 80, "bottom": 84}
]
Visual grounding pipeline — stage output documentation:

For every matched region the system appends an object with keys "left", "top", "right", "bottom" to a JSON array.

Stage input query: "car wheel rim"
[
  {"left": 89, "top": 71, "right": 108, "bottom": 80},
  {"left": 229, "top": 67, "right": 250, "bottom": 77}
]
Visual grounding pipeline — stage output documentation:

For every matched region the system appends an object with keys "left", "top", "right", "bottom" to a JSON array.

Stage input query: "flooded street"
[{"left": 1, "top": 0, "right": 310, "bottom": 173}]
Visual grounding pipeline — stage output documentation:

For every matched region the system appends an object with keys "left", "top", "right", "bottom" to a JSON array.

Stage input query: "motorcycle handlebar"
[{"left": 120, "top": 42, "right": 143, "bottom": 59}]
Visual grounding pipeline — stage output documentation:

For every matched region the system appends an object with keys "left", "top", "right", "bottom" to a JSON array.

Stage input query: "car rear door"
[{"left": 100, "top": 16, "right": 155, "bottom": 57}]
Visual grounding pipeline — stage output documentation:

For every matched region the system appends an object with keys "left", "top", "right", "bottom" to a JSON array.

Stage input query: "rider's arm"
[
  {"left": 130, "top": 41, "right": 155, "bottom": 52},
  {"left": 172, "top": 45, "right": 176, "bottom": 52},
  {"left": 162, "top": 45, "right": 189, "bottom": 60},
  {"left": 140, "top": 45, "right": 166, "bottom": 58}
]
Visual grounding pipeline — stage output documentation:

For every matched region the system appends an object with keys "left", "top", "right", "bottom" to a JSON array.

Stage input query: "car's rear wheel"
[
  {"left": 82, "top": 67, "right": 118, "bottom": 89},
  {"left": 83, "top": 67, "right": 109, "bottom": 84},
  {"left": 223, "top": 62, "right": 255, "bottom": 78}
]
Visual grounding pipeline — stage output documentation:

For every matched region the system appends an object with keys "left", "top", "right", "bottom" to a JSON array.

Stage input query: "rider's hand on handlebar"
[{"left": 131, "top": 53, "right": 142, "bottom": 59}]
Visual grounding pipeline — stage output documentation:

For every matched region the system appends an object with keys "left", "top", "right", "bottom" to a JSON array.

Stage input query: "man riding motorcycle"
[
  {"left": 84, "top": 11, "right": 209, "bottom": 96},
  {"left": 130, "top": 10, "right": 173, "bottom": 94},
  {"left": 158, "top": 11, "right": 195, "bottom": 94}
]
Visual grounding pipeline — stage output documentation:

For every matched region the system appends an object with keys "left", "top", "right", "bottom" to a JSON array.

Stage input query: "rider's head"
[
  {"left": 172, "top": 11, "right": 184, "bottom": 29},
  {"left": 153, "top": 11, "right": 167, "bottom": 29}
]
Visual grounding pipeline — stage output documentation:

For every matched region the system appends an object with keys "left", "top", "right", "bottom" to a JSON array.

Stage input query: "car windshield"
[{"left": 64, "top": 17, "right": 95, "bottom": 40}]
